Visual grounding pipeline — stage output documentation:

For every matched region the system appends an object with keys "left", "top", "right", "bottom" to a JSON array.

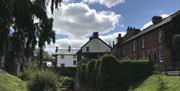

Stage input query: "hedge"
[{"left": 77, "top": 54, "right": 153, "bottom": 91}]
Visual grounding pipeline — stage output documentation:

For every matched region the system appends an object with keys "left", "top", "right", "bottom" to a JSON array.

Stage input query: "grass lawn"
[
  {"left": 0, "top": 70, "right": 27, "bottom": 91},
  {"left": 132, "top": 74, "right": 180, "bottom": 91}
]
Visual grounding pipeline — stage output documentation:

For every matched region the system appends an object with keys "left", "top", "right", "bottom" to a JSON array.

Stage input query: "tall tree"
[{"left": 0, "top": 0, "right": 62, "bottom": 70}]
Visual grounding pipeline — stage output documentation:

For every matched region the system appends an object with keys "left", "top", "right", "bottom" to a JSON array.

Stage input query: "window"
[
  {"left": 123, "top": 47, "right": 125, "bottom": 54},
  {"left": 73, "top": 60, "right": 77, "bottom": 65},
  {"left": 73, "top": 54, "right": 77, "bottom": 58},
  {"left": 61, "top": 55, "right": 65, "bottom": 59},
  {"left": 61, "top": 63, "right": 65, "bottom": 67},
  {"left": 123, "top": 46, "right": 125, "bottom": 54},
  {"left": 159, "top": 49, "right": 164, "bottom": 62},
  {"left": 133, "top": 41, "right": 136, "bottom": 51},
  {"left": 158, "top": 30, "right": 162, "bottom": 43},
  {"left": 142, "top": 37, "right": 145, "bottom": 48},
  {"left": 86, "top": 47, "right": 89, "bottom": 52}
]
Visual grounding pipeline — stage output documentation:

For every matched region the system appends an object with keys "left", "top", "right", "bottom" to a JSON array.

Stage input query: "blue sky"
[{"left": 45, "top": 0, "right": 180, "bottom": 54}]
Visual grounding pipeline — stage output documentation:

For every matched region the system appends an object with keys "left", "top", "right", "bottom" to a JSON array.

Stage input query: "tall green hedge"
[{"left": 77, "top": 55, "right": 153, "bottom": 91}]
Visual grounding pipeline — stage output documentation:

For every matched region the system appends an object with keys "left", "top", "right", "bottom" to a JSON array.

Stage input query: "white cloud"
[
  {"left": 83, "top": 0, "right": 125, "bottom": 8},
  {"left": 141, "top": 14, "right": 170, "bottom": 30},
  {"left": 44, "top": 2, "right": 123, "bottom": 54},
  {"left": 99, "top": 31, "right": 125, "bottom": 44},
  {"left": 52, "top": 2, "right": 121, "bottom": 37}
]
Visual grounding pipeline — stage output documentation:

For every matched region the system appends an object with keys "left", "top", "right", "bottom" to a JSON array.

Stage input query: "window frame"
[
  {"left": 142, "top": 37, "right": 145, "bottom": 49},
  {"left": 86, "top": 47, "right": 90, "bottom": 52},
  {"left": 158, "top": 30, "right": 163, "bottom": 43},
  {"left": 60, "top": 54, "right": 65, "bottom": 59},
  {"left": 73, "top": 60, "right": 77, "bottom": 65}
]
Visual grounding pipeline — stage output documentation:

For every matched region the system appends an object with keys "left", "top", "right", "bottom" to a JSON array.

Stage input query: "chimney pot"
[
  {"left": 55, "top": 46, "right": 58, "bottom": 52},
  {"left": 68, "top": 46, "right": 71, "bottom": 52},
  {"left": 93, "top": 32, "right": 99, "bottom": 38},
  {"left": 152, "top": 16, "right": 162, "bottom": 24}
]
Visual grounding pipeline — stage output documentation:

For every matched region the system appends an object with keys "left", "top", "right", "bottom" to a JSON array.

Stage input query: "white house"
[
  {"left": 54, "top": 46, "right": 79, "bottom": 67},
  {"left": 77, "top": 32, "right": 111, "bottom": 61}
]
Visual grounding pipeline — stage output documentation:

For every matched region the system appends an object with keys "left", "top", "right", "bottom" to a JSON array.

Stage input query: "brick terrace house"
[
  {"left": 77, "top": 32, "right": 111, "bottom": 62},
  {"left": 112, "top": 10, "right": 180, "bottom": 67}
]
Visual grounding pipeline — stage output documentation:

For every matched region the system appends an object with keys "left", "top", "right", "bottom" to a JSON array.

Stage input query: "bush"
[
  {"left": 173, "top": 34, "right": 180, "bottom": 61},
  {"left": 78, "top": 54, "right": 153, "bottom": 91},
  {"left": 28, "top": 70, "right": 58, "bottom": 91},
  {"left": 98, "top": 55, "right": 121, "bottom": 91},
  {"left": 58, "top": 76, "right": 74, "bottom": 90},
  {"left": 20, "top": 68, "right": 38, "bottom": 81}
]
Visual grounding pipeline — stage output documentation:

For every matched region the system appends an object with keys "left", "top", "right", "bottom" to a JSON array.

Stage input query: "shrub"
[
  {"left": 28, "top": 70, "right": 58, "bottom": 91},
  {"left": 86, "top": 59, "right": 96, "bottom": 86},
  {"left": 20, "top": 68, "right": 38, "bottom": 81},
  {"left": 78, "top": 54, "right": 153, "bottom": 91},
  {"left": 98, "top": 55, "right": 121, "bottom": 91},
  {"left": 59, "top": 76, "right": 74, "bottom": 90}
]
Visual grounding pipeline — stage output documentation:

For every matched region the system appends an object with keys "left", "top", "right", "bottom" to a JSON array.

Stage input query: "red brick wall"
[{"left": 117, "top": 27, "right": 172, "bottom": 63}]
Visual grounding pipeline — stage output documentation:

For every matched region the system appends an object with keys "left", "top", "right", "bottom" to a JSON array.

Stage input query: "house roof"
[
  {"left": 120, "top": 10, "right": 180, "bottom": 45},
  {"left": 77, "top": 37, "right": 112, "bottom": 53},
  {"left": 54, "top": 49, "right": 79, "bottom": 55}
]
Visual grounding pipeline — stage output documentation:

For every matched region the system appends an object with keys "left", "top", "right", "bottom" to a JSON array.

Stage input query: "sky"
[{"left": 45, "top": 0, "right": 180, "bottom": 54}]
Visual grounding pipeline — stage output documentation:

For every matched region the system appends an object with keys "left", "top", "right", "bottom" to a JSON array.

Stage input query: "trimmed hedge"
[{"left": 78, "top": 55, "right": 153, "bottom": 91}]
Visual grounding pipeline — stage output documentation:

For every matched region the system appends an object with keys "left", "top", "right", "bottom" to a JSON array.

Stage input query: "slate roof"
[
  {"left": 121, "top": 10, "right": 180, "bottom": 45},
  {"left": 54, "top": 49, "right": 79, "bottom": 55}
]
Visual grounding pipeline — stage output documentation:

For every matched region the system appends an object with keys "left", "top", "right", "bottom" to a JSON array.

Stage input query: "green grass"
[
  {"left": 132, "top": 74, "right": 180, "bottom": 91},
  {"left": 0, "top": 70, "right": 27, "bottom": 91}
]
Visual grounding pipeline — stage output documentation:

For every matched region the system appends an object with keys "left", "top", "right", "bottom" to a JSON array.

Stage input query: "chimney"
[
  {"left": 90, "top": 32, "right": 99, "bottom": 40},
  {"left": 113, "top": 41, "right": 115, "bottom": 47},
  {"left": 127, "top": 26, "right": 140, "bottom": 34},
  {"left": 116, "top": 33, "right": 122, "bottom": 43},
  {"left": 68, "top": 46, "right": 71, "bottom": 52},
  {"left": 93, "top": 32, "right": 99, "bottom": 38},
  {"left": 55, "top": 46, "right": 58, "bottom": 52},
  {"left": 152, "top": 16, "right": 162, "bottom": 24}
]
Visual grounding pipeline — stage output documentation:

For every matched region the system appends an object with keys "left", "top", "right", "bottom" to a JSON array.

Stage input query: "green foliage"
[
  {"left": 0, "top": 0, "right": 62, "bottom": 70},
  {"left": 78, "top": 54, "right": 153, "bottom": 91},
  {"left": 0, "top": 70, "right": 27, "bottom": 91},
  {"left": 132, "top": 74, "right": 180, "bottom": 91},
  {"left": 20, "top": 68, "right": 39, "bottom": 81},
  {"left": 98, "top": 55, "right": 121, "bottom": 91},
  {"left": 28, "top": 70, "right": 59, "bottom": 91},
  {"left": 173, "top": 34, "right": 180, "bottom": 61},
  {"left": 58, "top": 76, "right": 74, "bottom": 90}
]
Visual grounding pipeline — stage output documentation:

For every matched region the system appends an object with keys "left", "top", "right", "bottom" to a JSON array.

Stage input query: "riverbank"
[
  {"left": 0, "top": 69, "right": 27, "bottom": 91},
  {"left": 132, "top": 74, "right": 180, "bottom": 91}
]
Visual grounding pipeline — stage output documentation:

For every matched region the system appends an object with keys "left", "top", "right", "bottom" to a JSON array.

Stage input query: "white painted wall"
[
  {"left": 57, "top": 54, "right": 77, "bottom": 67},
  {"left": 81, "top": 39, "right": 111, "bottom": 53}
]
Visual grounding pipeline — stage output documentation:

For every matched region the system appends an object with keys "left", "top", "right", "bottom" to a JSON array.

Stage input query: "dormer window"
[{"left": 86, "top": 47, "right": 89, "bottom": 52}]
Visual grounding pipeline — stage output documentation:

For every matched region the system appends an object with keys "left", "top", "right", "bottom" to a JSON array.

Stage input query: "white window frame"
[
  {"left": 123, "top": 46, "right": 125, "bottom": 54},
  {"left": 142, "top": 37, "right": 145, "bottom": 48},
  {"left": 86, "top": 47, "right": 89, "bottom": 52},
  {"left": 73, "top": 54, "right": 77, "bottom": 59},
  {"left": 133, "top": 41, "right": 136, "bottom": 51},
  {"left": 158, "top": 30, "right": 162, "bottom": 43},
  {"left": 61, "top": 55, "right": 65, "bottom": 59},
  {"left": 73, "top": 60, "right": 77, "bottom": 65}
]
